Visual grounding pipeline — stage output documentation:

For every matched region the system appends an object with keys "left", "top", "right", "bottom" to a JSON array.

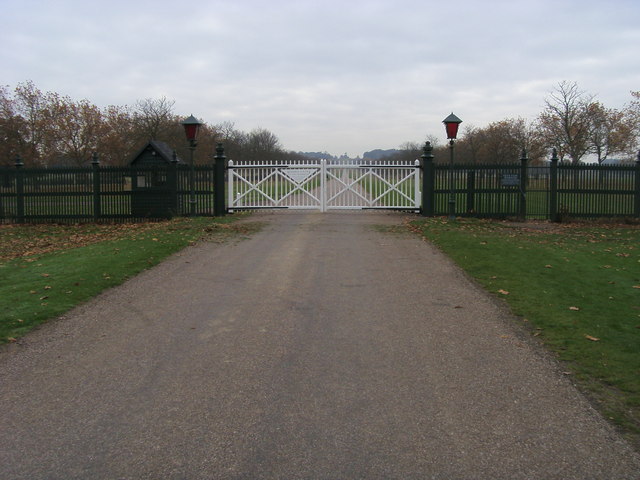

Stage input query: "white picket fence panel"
[{"left": 228, "top": 159, "right": 420, "bottom": 212}]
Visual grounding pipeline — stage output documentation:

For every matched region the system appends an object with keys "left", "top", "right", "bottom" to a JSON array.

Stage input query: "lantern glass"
[
  {"left": 181, "top": 115, "right": 203, "bottom": 142},
  {"left": 442, "top": 112, "right": 462, "bottom": 140}
]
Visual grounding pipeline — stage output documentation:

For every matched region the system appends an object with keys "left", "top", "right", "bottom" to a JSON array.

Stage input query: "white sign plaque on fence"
[
  {"left": 501, "top": 174, "right": 520, "bottom": 187},
  {"left": 283, "top": 168, "right": 317, "bottom": 184}
]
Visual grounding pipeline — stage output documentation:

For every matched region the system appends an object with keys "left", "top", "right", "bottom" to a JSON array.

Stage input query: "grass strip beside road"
[
  {"left": 0, "top": 216, "right": 259, "bottom": 343},
  {"left": 409, "top": 217, "right": 640, "bottom": 447}
]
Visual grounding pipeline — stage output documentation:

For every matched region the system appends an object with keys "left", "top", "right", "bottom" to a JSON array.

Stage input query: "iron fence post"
[
  {"left": 466, "top": 170, "right": 475, "bottom": 214},
  {"left": 214, "top": 143, "right": 226, "bottom": 216},
  {"left": 448, "top": 140, "right": 455, "bottom": 219},
  {"left": 420, "top": 141, "right": 434, "bottom": 216},
  {"left": 549, "top": 148, "right": 559, "bottom": 221},
  {"left": 170, "top": 150, "right": 178, "bottom": 217},
  {"left": 519, "top": 148, "right": 528, "bottom": 220},
  {"left": 15, "top": 155, "right": 24, "bottom": 223},
  {"left": 635, "top": 151, "right": 640, "bottom": 218},
  {"left": 92, "top": 152, "right": 101, "bottom": 221},
  {"left": 188, "top": 140, "right": 196, "bottom": 216}
]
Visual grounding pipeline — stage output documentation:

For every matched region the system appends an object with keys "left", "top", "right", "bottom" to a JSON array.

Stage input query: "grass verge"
[
  {"left": 408, "top": 217, "right": 640, "bottom": 448},
  {"left": 0, "top": 215, "right": 260, "bottom": 343}
]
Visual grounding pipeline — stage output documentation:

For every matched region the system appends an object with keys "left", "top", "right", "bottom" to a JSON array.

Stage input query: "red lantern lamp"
[
  {"left": 443, "top": 112, "right": 462, "bottom": 140},
  {"left": 181, "top": 114, "right": 203, "bottom": 142}
]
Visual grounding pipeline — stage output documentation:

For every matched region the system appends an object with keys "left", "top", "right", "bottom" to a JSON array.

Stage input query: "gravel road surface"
[{"left": 1, "top": 211, "right": 639, "bottom": 479}]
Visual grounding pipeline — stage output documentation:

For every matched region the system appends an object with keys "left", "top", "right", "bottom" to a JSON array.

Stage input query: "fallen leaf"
[
  {"left": 41, "top": 273, "right": 50, "bottom": 277},
  {"left": 584, "top": 334, "right": 600, "bottom": 342},
  {"left": 498, "top": 289, "right": 510, "bottom": 295},
  {"left": 633, "top": 285, "right": 640, "bottom": 289},
  {"left": 569, "top": 306, "right": 580, "bottom": 311},
  {"left": 545, "top": 265, "right": 553, "bottom": 268}
]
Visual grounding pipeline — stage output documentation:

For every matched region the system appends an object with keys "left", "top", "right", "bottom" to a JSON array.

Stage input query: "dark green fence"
[
  {"left": 421, "top": 145, "right": 640, "bottom": 220},
  {"left": 2, "top": 148, "right": 639, "bottom": 222},
  {"left": 0, "top": 163, "right": 217, "bottom": 223}
]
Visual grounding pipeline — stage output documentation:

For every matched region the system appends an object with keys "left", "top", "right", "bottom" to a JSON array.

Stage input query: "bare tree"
[
  {"left": 246, "top": 128, "right": 281, "bottom": 161},
  {"left": 538, "top": 81, "right": 594, "bottom": 163},
  {"left": 133, "top": 96, "right": 176, "bottom": 141}
]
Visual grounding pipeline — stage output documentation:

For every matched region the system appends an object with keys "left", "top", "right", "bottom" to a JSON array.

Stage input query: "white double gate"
[{"left": 228, "top": 159, "right": 420, "bottom": 212}]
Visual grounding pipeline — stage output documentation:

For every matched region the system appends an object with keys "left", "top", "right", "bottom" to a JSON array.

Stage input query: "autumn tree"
[
  {"left": 625, "top": 91, "right": 640, "bottom": 154},
  {"left": 0, "top": 85, "right": 23, "bottom": 165},
  {"left": 10, "top": 80, "right": 57, "bottom": 165},
  {"left": 96, "top": 105, "right": 138, "bottom": 165},
  {"left": 587, "top": 101, "right": 635, "bottom": 164},
  {"left": 454, "top": 118, "right": 545, "bottom": 165},
  {"left": 45, "top": 96, "right": 107, "bottom": 165}
]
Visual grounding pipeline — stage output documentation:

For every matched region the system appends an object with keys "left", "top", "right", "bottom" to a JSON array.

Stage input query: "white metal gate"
[{"left": 228, "top": 159, "right": 420, "bottom": 212}]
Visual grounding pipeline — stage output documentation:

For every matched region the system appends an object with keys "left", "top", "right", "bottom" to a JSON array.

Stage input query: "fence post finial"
[
  {"left": 422, "top": 141, "right": 433, "bottom": 160},
  {"left": 215, "top": 143, "right": 226, "bottom": 160}
]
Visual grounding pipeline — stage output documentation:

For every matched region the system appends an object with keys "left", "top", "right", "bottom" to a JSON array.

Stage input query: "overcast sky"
[{"left": 2, "top": 0, "right": 639, "bottom": 157}]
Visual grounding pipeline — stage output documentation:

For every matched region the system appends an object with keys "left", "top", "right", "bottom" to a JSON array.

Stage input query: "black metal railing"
[{"left": 421, "top": 144, "right": 640, "bottom": 220}]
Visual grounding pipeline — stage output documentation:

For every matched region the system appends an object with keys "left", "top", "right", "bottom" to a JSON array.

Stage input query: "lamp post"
[
  {"left": 181, "top": 114, "right": 203, "bottom": 216},
  {"left": 443, "top": 112, "right": 462, "bottom": 219}
]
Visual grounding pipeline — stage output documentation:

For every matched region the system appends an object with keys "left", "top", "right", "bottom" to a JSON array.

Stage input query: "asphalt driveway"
[{"left": 1, "top": 211, "right": 639, "bottom": 479}]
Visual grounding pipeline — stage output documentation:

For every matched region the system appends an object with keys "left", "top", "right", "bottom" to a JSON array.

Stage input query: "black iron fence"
[
  {"left": 2, "top": 147, "right": 639, "bottom": 222},
  {"left": 421, "top": 146, "right": 640, "bottom": 220},
  {"left": 1, "top": 144, "right": 228, "bottom": 223},
  {"left": 0, "top": 162, "right": 219, "bottom": 223}
]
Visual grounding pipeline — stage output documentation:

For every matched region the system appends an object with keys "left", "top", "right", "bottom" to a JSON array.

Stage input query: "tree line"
[
  {"left": 391, "top": 81, "right": 640, "bottom": 166},
  {"left": 0, "top": 81, "right": 307, "bottom": 167},
  {"left": 2, "top": 80, "right": 639, "bottom": 167}
]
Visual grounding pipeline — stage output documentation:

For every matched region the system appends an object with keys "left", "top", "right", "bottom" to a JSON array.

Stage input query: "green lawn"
[
  {"left": 409, "top": 217, "right": 640, "bottom": 447},
  {"left": 0, "top": 216, "right": 259, "bottom": 343}
]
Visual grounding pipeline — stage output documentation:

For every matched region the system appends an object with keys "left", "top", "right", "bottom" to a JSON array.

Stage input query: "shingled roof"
[{"left": 129, "top": 140, "right": 181, "bottom": 166}]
